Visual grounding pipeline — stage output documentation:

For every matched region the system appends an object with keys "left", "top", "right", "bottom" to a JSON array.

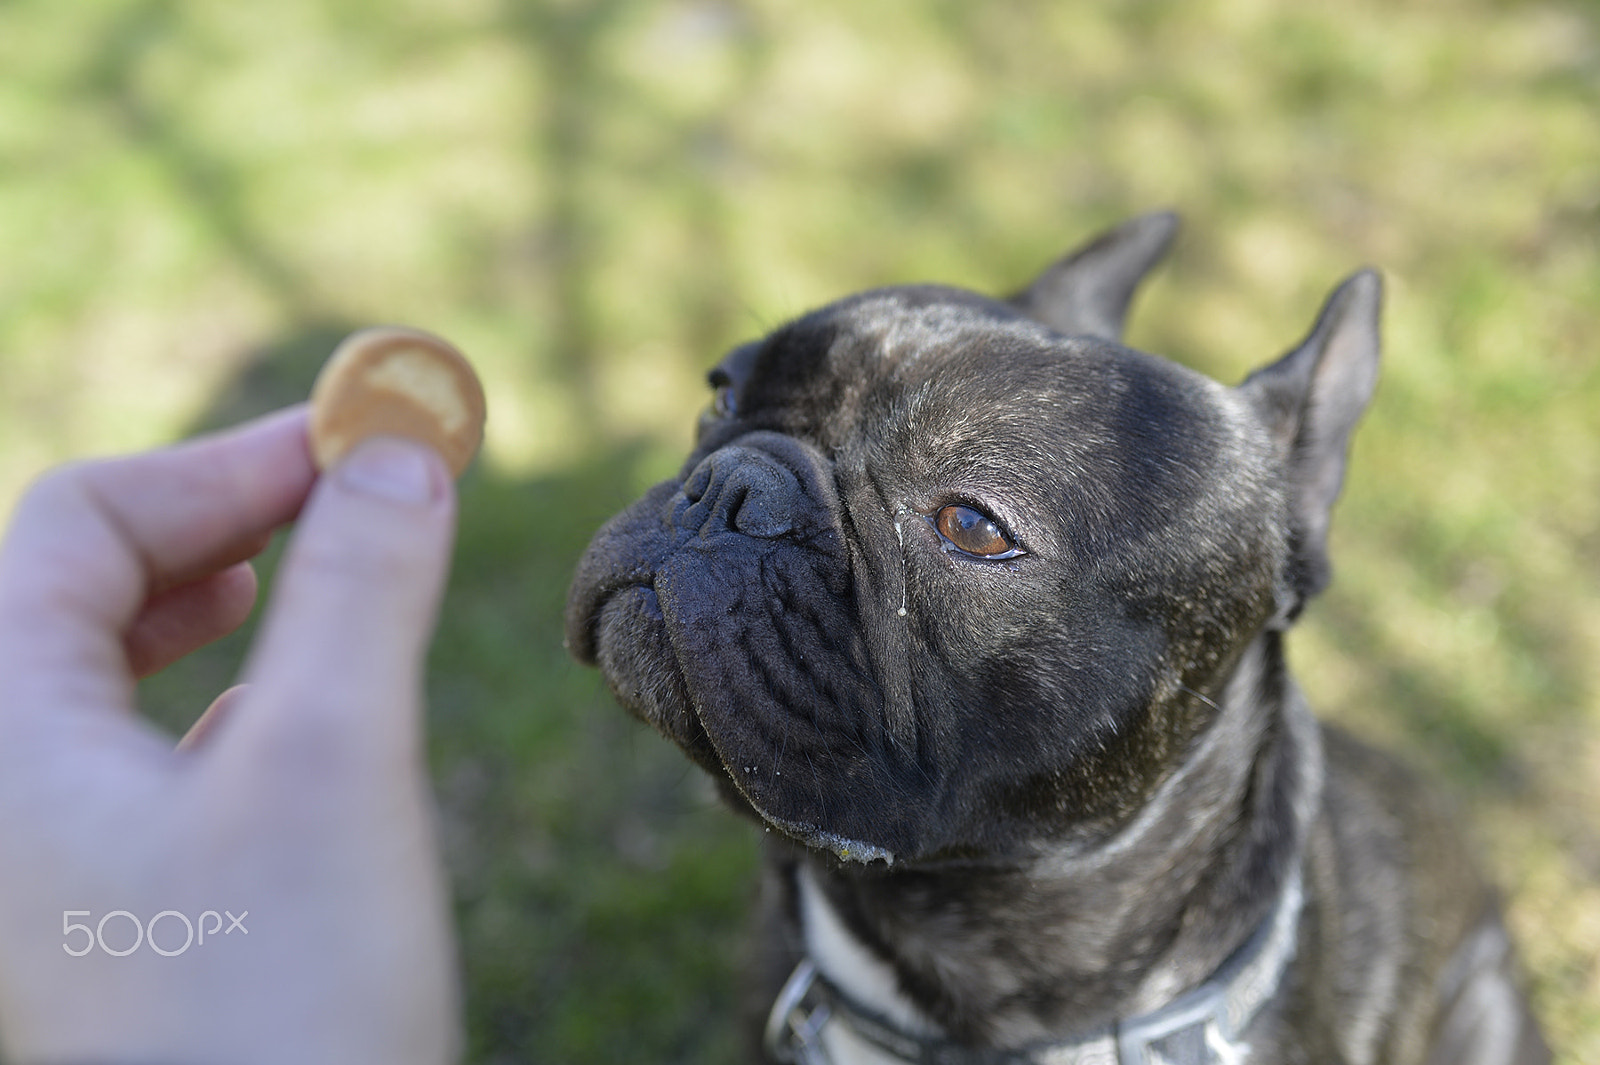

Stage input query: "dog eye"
[{"left": 933, "top": 505, "right": 1021, "bottom": 559}]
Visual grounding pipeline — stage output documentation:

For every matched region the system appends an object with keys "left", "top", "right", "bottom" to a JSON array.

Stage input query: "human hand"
[{"left": 0, "top": 408, "right": 461, "bottom": 1064}]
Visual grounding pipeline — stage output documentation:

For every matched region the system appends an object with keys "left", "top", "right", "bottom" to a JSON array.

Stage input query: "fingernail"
[{"left": 335, "top": 437, "right": 442, "bottom": 504}]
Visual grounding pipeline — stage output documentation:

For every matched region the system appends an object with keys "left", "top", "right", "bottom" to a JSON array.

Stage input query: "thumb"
[{"left": 233, "top": 436, "right": 457, "bottom": 767}]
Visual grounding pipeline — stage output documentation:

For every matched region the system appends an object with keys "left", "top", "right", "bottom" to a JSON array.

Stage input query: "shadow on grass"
[{"left": 137, "top": 327, "right": 760, "bottom": 1065}]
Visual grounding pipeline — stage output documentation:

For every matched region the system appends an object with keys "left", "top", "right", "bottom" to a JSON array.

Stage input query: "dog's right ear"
[
  {"left": 1008, "top": 211, "right": 1180, "bottom": 342},
  {"left": 1238, "top": 270, "right": 1382, "bottom": 621}
]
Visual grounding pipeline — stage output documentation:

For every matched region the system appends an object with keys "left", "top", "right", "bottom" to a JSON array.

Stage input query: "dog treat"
[{"left": 308, "top": 326, "right": 486, "bottom": 477}]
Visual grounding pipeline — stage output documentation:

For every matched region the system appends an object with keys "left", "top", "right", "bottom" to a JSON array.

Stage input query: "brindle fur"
[{"left": 566, "top": 214, "right": 1548, "bottom": 1064}]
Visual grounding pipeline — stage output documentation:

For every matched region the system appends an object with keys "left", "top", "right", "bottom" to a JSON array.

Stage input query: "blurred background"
[{"left": 1, "top": 0, "right": 1596, "bottom": 1060}]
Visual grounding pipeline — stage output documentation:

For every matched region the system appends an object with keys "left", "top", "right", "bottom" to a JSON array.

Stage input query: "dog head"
[{"left": 566, "top": 214, "right": 1379, "bottom": 866}]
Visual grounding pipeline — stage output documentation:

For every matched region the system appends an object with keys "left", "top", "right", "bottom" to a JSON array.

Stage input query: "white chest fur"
[{"left": 797, "top": 865, "right": 938, "bottom": 1063}]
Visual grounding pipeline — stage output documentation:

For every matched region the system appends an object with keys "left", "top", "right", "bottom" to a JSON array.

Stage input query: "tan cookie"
[{"left": 308, "top": 326, "right": 486, "bottom": 477}]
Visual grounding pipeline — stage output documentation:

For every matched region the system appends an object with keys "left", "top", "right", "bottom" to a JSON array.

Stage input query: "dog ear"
[
  {"left": 1008, "top": 211, "right": 1180, "bottom": 341},
  {"left": 1239, "top": 270, "right": 1382, "bottom": 619}
]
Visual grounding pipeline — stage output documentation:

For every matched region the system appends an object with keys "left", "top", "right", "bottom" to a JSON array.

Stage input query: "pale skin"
[{"left": 0, "top": 407, "right": 461, "bottom": 1064}]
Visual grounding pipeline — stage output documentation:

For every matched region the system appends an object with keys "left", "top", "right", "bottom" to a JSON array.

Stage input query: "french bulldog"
[{"left": 565, "top": 214, "right": 1549, "bottom": 1064}]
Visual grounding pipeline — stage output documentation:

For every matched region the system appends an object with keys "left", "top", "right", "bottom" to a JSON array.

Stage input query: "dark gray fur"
[{"left": 565, "top": 214, "right": 1549, "bottom": 1063}]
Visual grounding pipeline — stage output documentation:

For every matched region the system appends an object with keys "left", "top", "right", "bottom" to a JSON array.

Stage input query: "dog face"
[{"left": 566, "top": 215, "right": 1379, "bottom": 866}]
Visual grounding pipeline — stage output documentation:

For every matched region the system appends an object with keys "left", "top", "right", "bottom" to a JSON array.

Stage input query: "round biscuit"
[{"left": 308, "top": 327, "right": 486, "bottom": 477}]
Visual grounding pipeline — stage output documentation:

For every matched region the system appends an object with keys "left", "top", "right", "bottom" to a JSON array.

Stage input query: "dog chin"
[{"left": 760, "top": 814, "right": 899, "bottom": 866}]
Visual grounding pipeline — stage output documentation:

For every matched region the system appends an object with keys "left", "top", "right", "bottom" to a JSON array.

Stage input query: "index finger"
[{"left": 0, "top": 407, "right": 318, "bottom": 725}]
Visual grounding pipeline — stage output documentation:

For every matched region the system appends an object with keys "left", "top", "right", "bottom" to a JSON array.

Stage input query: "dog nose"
[{"left": 681, "top": 446, "right": 797, "bottom": 540}]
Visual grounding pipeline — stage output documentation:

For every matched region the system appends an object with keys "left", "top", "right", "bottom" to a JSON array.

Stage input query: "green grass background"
[{"left": 1, "top": 0, "right": 1596, "bottom": 1060}]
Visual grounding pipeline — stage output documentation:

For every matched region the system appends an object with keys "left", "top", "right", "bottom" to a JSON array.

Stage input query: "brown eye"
[
  {"left": 934, "top": 504, "right": 1020, "bottom": 559},
  {"left": 710, "top": 383, "right": 737, "bottom": 418}
]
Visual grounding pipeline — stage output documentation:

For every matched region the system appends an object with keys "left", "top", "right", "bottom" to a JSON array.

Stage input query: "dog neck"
[{"left": 788, "top": 631, "right": 1325, "bottom": 1051}]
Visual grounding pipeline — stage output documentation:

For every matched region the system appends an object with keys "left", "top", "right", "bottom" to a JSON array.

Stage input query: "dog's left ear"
[
  {"left": 1009, "top": 211, "right": 1180, "bottom": 341},
  {"left": 1239, "top": 270, "right": 1382, "bottom": 620}
]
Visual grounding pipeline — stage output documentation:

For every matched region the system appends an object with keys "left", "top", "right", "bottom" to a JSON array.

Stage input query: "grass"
[{"left": 2, "top": 0, "right": 1597, "bottom": 1060}]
